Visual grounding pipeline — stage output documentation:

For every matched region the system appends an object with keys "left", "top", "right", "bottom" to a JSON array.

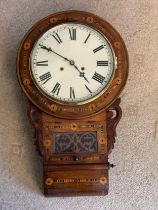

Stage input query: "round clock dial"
[{"left": 30, "top": 23, "right": 116, "bottom": 105}]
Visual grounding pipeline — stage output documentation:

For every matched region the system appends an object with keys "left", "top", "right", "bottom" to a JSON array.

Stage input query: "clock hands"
[
  {"left": 73, "top": 65, "right": 89, "bottom": 83},
  {"left": 39, "top": 44, "right": 70, "bottom": 62},
  {"left": 39, "top": 44, "right": 89, "bottom": 83}
]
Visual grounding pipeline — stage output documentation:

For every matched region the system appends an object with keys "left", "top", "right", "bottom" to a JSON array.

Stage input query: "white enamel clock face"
[{"left": 30, "top": 23, "right": 116, "bottom": 105}]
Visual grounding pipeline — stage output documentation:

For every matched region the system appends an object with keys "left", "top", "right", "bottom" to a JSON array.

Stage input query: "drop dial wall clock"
[{"left": 16, "top": 11, "right": 128, "bottom": 196}]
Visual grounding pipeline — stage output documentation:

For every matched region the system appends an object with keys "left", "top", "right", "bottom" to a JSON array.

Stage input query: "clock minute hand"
[{"left": 39, "top": 44, "right": 70, "bottom": 62}]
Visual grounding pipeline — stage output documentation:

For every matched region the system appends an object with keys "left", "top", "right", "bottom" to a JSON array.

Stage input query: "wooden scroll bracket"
[
  {"left": 107, "top": 98, "right": 122, "bottom": 154},
  {"left": 27, "top": 103, "right": 42, "bottom": 156}
]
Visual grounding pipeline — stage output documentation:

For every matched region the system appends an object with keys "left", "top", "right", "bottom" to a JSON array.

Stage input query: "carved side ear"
[
  {"left": 27, "top": 102, "right": 40, "bottom": 131},
  {"left": 27, "top": 102, "right": 43, "bottom": 156},
  {"left": 106, "top": 98, "right": 122, "bottom": 154}
]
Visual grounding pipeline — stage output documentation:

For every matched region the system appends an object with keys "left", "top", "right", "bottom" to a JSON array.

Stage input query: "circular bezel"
[
  {"left": 16, "top": 10, "right": 129, "bottom": 119},
  {"left": 29, "top": 22, "right": 116, "bottom": 106}
]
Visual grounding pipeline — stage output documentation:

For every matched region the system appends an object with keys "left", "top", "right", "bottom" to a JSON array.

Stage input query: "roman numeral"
[
  {"left": 52, "top": 33, "right": 62, "bottom": 44},
  {"left": 52, "top": 82, "right": 61, "bottom": 95},
  {"left": 70, "top": 87, "right": 75, "bottom": 99},
  {"left": 36, "top": 60, "right": 48, "bottom": 66},
  {"left": 92, "top": 72, "right": 105, "bottom": 84},
  {"left": 39, "top": 72, "right": 52, "bottom": 84},
  {"left": 85, "top": 85, "right": 92, "bottom": 94},
  {"left": 93, "top": 45, "right": 104, "bottom": 53},
  {"left": 84, "top": 33, "right": 91, "bottom": 44},
  {"left": 97, "top": 61, "right": 109, "bottom": 66},
  {"left": 69, "top": 28, "right": 76, "bottom": 40}
]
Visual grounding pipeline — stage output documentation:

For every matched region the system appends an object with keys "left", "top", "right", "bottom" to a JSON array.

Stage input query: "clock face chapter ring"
[
  {"left": 16, "top": 10, "right": 129, "bottom": 119},
  {"left": 29, "top": 22, "right": 117, "bottom": 106}
]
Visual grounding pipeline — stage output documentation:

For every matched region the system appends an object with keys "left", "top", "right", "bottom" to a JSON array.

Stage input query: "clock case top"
[{"left": 16, "top": 10, "right": 128, "bottom": 119}]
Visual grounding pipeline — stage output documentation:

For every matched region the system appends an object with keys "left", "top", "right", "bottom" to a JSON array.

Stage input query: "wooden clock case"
[{"left": 16, "top": 10, "right": 128, "bottom": 196}]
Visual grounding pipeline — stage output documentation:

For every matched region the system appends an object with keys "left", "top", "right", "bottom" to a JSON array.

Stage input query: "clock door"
[{"left": 41, "top": 111, "right": 108, "bottom": 165}]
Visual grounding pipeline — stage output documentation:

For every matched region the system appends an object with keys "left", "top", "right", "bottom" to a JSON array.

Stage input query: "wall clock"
[{"left": 16, "top": 10, "right": 128, "bottom": 196}]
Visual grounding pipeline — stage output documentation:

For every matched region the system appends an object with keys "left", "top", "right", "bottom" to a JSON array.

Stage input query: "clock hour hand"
[{"left": 73, "top": 64, "right": 90, "bottom": 83}]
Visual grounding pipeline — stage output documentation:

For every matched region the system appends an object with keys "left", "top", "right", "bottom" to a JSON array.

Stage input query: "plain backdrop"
[{"left": 0, "top": 0, "right": 158, "bottom": 210}]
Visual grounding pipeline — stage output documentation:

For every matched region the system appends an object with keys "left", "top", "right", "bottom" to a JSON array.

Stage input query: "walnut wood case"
[{"left": 16, "top": 10, "right": 128, "bottom": 196}]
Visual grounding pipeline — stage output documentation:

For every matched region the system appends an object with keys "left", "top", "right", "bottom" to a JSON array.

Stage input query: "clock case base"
[{"left": 28, "top": 98, "right": 122, "bottom": 196}]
